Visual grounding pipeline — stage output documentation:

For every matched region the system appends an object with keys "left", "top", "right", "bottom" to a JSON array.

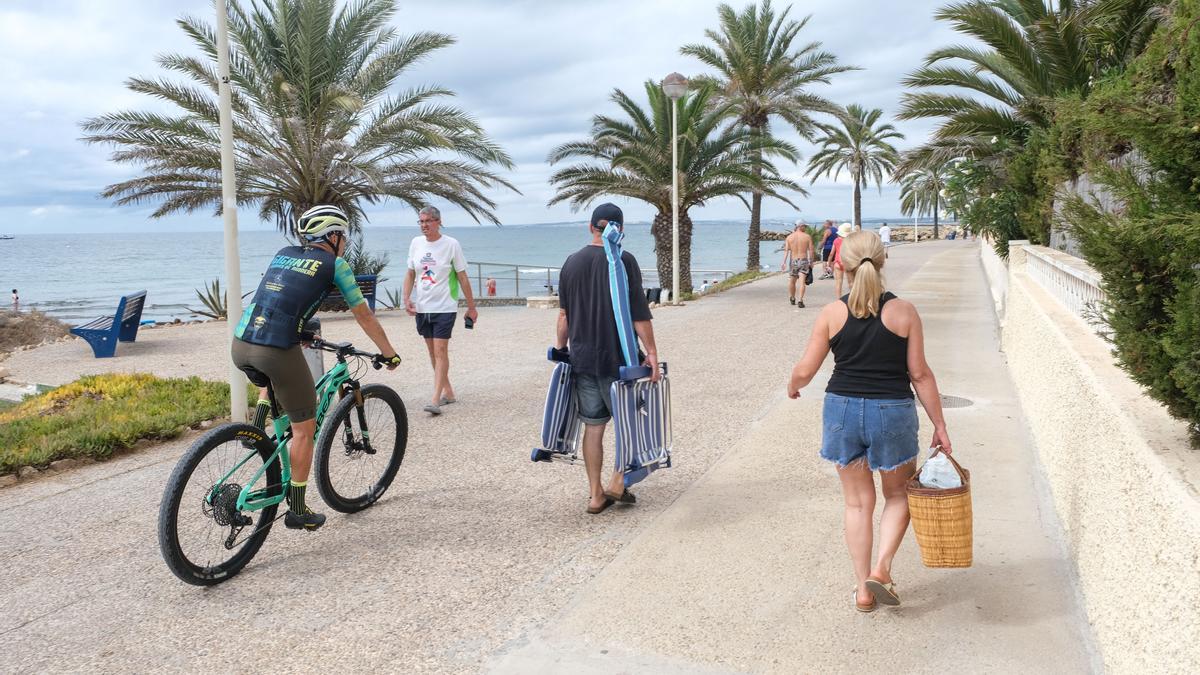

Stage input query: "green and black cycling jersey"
[{"left": 234, "top": 245, "right": 365, "bottom": 349}]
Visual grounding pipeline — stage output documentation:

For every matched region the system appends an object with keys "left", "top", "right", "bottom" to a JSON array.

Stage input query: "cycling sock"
[
  {"left": 251, "top": 399, "right": 270, "bottom": 429},
  {"left": 287, "top": 481, "right": 308, "bottom": 514}
]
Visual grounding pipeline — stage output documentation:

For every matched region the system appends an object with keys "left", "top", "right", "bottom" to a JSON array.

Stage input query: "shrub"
[
  {"left": 0, "top": 374, "right": 257, "bottom": 473},
  {"left": 1060, "top": 0, "right": 1200, "bottom": 438}
]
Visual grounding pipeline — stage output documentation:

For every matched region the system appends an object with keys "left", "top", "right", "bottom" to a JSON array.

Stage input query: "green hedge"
[{"left": 1058, "top": 0, "right": 1200, "bottom": 438}]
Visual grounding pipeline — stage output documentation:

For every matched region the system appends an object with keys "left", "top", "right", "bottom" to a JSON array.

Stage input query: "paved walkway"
[{"left": 0, "top": 241, "right": 1094, "bottom": 673}]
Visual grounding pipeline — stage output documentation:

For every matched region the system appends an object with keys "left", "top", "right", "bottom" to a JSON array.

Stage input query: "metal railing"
[
  {"left": 466, "top": 262, "right": 737, "bottom": 299},
  {"left": 1024, "top": 245, "right": 1107, "bottom": 328}
]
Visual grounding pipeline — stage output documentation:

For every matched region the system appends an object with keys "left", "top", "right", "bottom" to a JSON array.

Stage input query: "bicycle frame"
[{"left": 208, "top": 358, "right": 357, "bottom": 513}]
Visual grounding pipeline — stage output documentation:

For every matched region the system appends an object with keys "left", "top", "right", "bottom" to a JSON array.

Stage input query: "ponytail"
[{"left": 841, "top": 231, "right": 887, "bottom": 318}]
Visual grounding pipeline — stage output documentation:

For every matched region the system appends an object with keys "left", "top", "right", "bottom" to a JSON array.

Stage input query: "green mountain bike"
[{"left": 158, "top": 338, "right": 407, "bottom": 585}]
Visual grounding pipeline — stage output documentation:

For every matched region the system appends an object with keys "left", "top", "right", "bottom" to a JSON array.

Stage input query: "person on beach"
[
  {"left": 818, "top": 221, "right": 837, "bottom": 279},
  {"left": 486, "top": 277, "right": 497, "bottom": 297},
  {"left": 879, "top": 222, "right": 891, "bottom": 257},
  {"left": 556, "top": 203, "right": 660, "bottom": 514},
  {"left": 403, "top": 206, "right": 479, "bottom": 416},
  {"left": 832, "top": 223, "right": 852, "bottom": 297},
  {"left": 11, "top": 289, "right": 18, "bottom": 312},
  {"left": 787, "top": 230, "right": 952, "bottom": 612},
  {"left": 232, "top": 205, "right": 401, "bottom": 531},
  {"left": 781, "top": 221, "right": 815, "bottom": 307}
]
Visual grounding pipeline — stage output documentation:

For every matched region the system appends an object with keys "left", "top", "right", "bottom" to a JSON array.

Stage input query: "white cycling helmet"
[{"left": 296, "top": 205, "right": 349, "bottom": 241}]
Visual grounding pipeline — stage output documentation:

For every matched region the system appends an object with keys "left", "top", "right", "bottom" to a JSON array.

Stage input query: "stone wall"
[{"left": 987, "top": 244, "right": 1200, "bottom": 674}]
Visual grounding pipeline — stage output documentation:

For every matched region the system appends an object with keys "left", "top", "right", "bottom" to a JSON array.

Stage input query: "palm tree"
[
  {"left": 681, "top": 0, "right": 854, "bottom": 271},
  {"left": 81, "top": 0, "right": 515, "bottom": 233},
  {"left": 897, "top": 161, "right": 953, "bottom": 239},
  {"left": 547, "top": 82, "right": 803, "bottom": 295},
  {"left": 805, "top": 105, "right": 904, "bottom": 229},
  {"left": 899, "top": 0, "right": 1162, "bottom": 168}
]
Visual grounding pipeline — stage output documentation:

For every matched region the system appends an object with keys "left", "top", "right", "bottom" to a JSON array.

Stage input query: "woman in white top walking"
[{"left": 403, "top": 206, "right": 479, "bottom": 415}]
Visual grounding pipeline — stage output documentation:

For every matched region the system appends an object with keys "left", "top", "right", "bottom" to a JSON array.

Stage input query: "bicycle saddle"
[{"left": 238, "top": 365, "right": 271, "bottom": 388}]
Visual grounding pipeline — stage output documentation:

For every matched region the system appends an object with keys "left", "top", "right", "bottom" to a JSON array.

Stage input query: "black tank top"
[{"left": 826, "top": 292, "right": 913, "bottom": 399}]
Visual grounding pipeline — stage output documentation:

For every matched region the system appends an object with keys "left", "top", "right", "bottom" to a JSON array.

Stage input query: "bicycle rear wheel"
[
  {"left": 314, "top": 384, "right": 407, "bottom": 513},
  {"left": 158, "top": 424, "right": 282, "bottom": 585}
]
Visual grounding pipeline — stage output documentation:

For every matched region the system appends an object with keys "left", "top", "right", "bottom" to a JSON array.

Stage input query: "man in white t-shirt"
[
  {"left": 403, "top": 206, "right": 478, "bottom": 415},
  {"left": 879, "top": 222, "right": 892, "bottom": 257}
]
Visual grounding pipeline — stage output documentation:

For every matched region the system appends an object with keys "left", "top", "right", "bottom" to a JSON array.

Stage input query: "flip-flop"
[
  {"left": 585, "top": 497, "right": 615, "bottom": 514},
  {"left": 439, "top": 397, "right": 457, "bottom": 405},
  {"left": 603, "top": 489, "right": 636, "bottom": 504},
  {"left": 423, "top": 404, "right": 442, "bottom": 415},
  {"left": 853, "top": 589, "right": 877, "bottom": 613},
  {"left": 865, "top": 578, "right": 900, "bottom": 606}
]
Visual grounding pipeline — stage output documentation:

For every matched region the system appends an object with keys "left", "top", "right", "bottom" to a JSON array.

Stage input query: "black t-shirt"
[{"left": 558, "top": 244, "right": 653, "bottom": 377}]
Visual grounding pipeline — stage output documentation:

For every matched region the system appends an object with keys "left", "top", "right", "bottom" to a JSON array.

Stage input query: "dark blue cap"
[{"left": 589, "top": 202, "right": 623, "bottom": 229}]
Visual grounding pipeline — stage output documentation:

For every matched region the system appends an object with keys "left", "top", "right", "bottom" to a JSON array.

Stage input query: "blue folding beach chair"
[{"left": 530, "top": 347, "right": 584, "bottom": 464}]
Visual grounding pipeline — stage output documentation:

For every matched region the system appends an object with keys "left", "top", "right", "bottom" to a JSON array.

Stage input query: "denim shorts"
[
  {"left": 573, "top": 372, "right": 617, "bottom": 426},
  {"left": 820, "top": 393, "right": 919, "bottom": 471}
]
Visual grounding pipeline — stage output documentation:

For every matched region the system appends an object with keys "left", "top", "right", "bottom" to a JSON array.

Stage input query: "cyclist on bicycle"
[{"left": 232, "top": 204, "right": 401, "bottom": 531}]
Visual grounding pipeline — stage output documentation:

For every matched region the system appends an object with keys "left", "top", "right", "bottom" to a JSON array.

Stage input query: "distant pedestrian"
[
  {"left": 700, "top": 279, "right": 712, "bottom": 294},
  {"left": 818, "top": 220, "right": 837, "bottom": 279},
  {"left": 879, "top": 222, "right": 891, "bottom": 257},
  {"left": 833, "top": 223, "right": 852, "bottom": 297},
  {"left": 10, "top": 289, "right": 18, "bottom": 312},
  {"left": 782, "top": 220, "right": 815, "bottom": 307},
  {"left": 788, "top": 230, "right": 953, "bottom": 612},
  {"left": 556, "top": 203, "right": 660, "bottom": 514},
  {"left": 403, "top": 206, "right": 479, "bottom": 415},
  {"left": 486, "top": 277, "right": 497, "bottom": 296}
]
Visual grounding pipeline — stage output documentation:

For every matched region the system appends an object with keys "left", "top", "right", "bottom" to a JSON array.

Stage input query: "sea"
[{"left": 1, "top": 218, "right": 900, "bottom": 323}]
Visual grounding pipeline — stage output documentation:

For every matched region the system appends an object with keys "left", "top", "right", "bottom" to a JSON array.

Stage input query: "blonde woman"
[{"left": 787, "top": 230, "right": 952, "bottom": 612}]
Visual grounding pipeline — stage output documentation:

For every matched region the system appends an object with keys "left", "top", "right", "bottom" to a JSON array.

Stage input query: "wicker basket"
[{"left": 906, "top": 450, "right": 973, "bottom": 568}]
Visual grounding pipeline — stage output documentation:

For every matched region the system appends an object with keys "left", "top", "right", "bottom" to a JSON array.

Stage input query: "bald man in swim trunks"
[{"left": 782, "top": 221, "right": 815, "bottom": 308}]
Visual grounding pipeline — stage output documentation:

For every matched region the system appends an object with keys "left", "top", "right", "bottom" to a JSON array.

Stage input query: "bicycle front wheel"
[
  {"left": 314, "top": 384, "right": 408, "bottom": 513},
  {"left": 158, "top": 424, "right": 282, "bottom": 586}
]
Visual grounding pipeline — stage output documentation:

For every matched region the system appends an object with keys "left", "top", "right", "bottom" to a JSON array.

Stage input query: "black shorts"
[
  {"left": 231, "top": 340, "right": 316, "bottom": 422},
  {"left": 416, "top": 312, "right": 456, "bottom": 339}
]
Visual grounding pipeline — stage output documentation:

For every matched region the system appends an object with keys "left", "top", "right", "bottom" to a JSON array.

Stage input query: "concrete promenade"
[{"left": 0, "top": 241, "right": 1094, "bottom": 673}]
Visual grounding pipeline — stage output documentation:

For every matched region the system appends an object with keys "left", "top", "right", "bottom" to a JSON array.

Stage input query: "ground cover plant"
[{"left": 0, "top": 373, "right": 255, "bottom": 474}]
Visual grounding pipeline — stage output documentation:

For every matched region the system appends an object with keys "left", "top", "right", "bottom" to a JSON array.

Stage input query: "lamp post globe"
[
  {"left": 661, "top": 73, "right": 688, "bottom": 304},
  {"left": 662, "top": 72, "right": 688, "bottom": 100}
]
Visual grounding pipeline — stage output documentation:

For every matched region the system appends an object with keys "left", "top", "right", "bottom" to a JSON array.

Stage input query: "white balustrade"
[{"left": 1023, "top": 245, "right": 1108, "bottom": 329}]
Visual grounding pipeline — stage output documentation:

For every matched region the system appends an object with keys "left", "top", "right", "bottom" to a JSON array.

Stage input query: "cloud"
[{"left": 0, "top": 0, "right": 965, "bottom": 233}]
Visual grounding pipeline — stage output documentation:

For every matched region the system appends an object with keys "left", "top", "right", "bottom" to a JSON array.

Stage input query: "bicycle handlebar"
[{"left": 306, "top": 337, "right": 400, "bottom": 369}]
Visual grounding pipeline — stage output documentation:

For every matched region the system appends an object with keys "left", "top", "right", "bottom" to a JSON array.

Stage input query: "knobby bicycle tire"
[
  {"left": 158, "top": 423, "right": 282, "bottom": 586},
  {"left": 313, "top": 384, "right": 408, "bottom": 513}
]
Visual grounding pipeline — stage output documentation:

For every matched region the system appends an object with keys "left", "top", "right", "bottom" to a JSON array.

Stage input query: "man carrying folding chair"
[{"left": 555, "top": 203, "right": 661, "bottom": 514}]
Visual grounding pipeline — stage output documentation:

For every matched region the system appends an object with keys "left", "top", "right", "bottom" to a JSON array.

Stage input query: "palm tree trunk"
[
  {"left": 651, "top": 210, "right": 673, "bottom": 295},
  {"left": 933, "top": 193, "right": 940, "bottom": 239},
  {"left": 853, "top": 175, "right": 862, "bottom": 230},
  {"left": 679, "top": 210, "right": 694, "bottom": 296},
  {"left": 747, "top": 150, "right": 764, "bottom": 271}
]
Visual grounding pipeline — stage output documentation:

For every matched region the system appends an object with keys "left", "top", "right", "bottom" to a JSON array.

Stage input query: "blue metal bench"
[{"left": 70, "top": 291, "right": 148, "bottom": 358}]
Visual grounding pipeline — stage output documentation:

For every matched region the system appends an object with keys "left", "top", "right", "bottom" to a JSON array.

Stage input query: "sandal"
[
  {"left": 853, "top": 589, "right": 877, "bottom": 613},
  {"left": 603, "top": 488, "right": 636, "bottom": 504},
  {"left": 585, "top": 497, "right": 614, "bottom": 515},
  {"left": 865, "top": 577, "right": 900, "bottom": 606}
]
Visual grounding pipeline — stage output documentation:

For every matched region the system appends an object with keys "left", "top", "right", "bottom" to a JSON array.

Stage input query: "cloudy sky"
[{"left": 0, "top": 0, "right": 962, "bottom": 233}]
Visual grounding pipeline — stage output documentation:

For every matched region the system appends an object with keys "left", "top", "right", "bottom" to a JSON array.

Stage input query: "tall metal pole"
[
  {"left": 215, "top": 0, "right": 246, "bottom": 422},
  {"left": 671, "top": 99, "right": 681, "bottom": 305}
]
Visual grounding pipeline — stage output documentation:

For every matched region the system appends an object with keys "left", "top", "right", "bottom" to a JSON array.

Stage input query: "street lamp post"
[
  {"left": 215, "top": 0, "right": 246, "bottom": 422},
  {"left": 662, "top": 72, "right": 688, "bottom": 304}
]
